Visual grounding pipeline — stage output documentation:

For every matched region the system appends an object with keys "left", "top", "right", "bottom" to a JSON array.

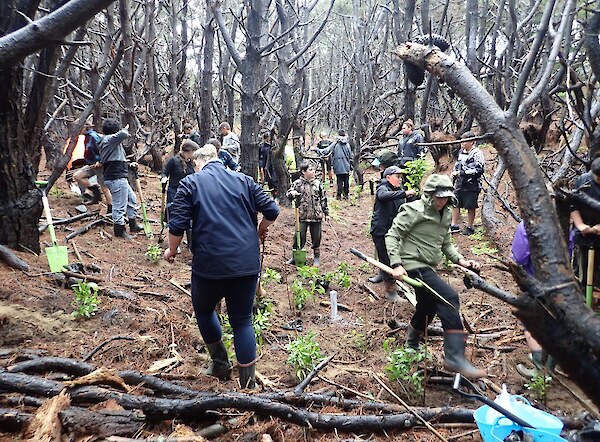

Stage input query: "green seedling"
[
  {"left": 49, "top": 187, "right": 64, "bottom": 198},
  {"left": 383, "top": 337, "right": 430, "bottom": 403},
  {"left": 525, "top": 373, "right": 552, "bottom": 403},
  {"left": 71, "top": 281, "right": 101, "bottom": 319},
  {"left": 263, "top": 267, "right": 282, "bottom": 286},
  {"left": 402, "top": 154, "right": 429, "bottom": 191},
  {"left": 287, "top": 331, "right": 325, "bottom": 380},
  {"left": 253, "top": 297, "right": 273, "bottom": 346},
  {"left": 145, "top": 244, "right": 162, "bottom": 262},
  {"left": 348, "top": 329, "right": 367, "bottom": 353},
  {"left": 358, "top": 262, "right": 371, "bottom": 273}
]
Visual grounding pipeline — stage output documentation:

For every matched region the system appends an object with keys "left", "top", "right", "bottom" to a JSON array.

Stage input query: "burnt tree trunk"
[
  {"left": 395, "top": 42, "right": 600, "bottom": 407},
  {"left": 0, "top": 0, "right": 117, "bottom": 252},
  {"left": 198, "top": 2, "right": 216, "bottom": 146}
]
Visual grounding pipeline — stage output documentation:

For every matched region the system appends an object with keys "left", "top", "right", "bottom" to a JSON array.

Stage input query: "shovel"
[
  {"left": 453, "top": 374, "right": 534, "bottom": 428},
  {"left": 292, "top": 202, "right": 307, "bottom": 266},
  {"left": 158, "top": 176, "right": 168, "bottom": 243},
  {"left": 350, "top": 248, "right": 457, "bottom": 309},
  {"left": 586, "top": 247, "right": 595, "bottom": 307},
  {"left": 132, "top": 168, "right": 154, "bottom": 238},
  {"left": 36, "top": 181, "right": 69, "bottom": 273}
]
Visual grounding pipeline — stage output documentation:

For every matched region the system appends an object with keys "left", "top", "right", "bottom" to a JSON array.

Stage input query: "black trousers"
[
  {"left": 372, "top": 234, "right": 394, "bottom": 282},
  {"left": 292, "top": 221, "right": 322, "bottom": 250},
  {"left": 336, "top": 173, "right": 349, "bottom": 198},
  {"left": 407, "top": 267, "right": 462, "bottom": 332}
]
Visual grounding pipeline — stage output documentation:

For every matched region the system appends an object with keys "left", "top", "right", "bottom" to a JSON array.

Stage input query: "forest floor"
[{"left": 0, "top": 148, "right": 598, "bottom": 441}]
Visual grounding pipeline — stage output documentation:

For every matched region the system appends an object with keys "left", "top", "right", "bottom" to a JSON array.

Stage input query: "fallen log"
[
  {"left": 0, "top": 245, "right": 29, "bottom": 271},
  {"left": 39, "top": 211, "right": 98, "bottom": 232},
  {"left": 0, "top": 369, "right": 587, "bottom": 432},
  {"left": 65, "top": 218, "right": 105, "bottom": 241},
  {"left": 0, "top": 406, "right": 145, "bottom": 437}
]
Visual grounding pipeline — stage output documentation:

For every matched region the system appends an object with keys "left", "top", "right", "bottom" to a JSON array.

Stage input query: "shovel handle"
[
  {"left": 452, "top": 374, "right": 533, "bottom": 428},
  {"left": 41, "top": 194, "right": 59, "bottom": 246},
  {"left": 349, "top": 248, "right": 423, "bottom": 287}
]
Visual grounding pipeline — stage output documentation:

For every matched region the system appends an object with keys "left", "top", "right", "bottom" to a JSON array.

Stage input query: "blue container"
[
  {"left": 489, "top": 418, "right": 567, "bottom": 442},
  {"left": 474, "top": 400, "right": 564, "bottom": 442}
]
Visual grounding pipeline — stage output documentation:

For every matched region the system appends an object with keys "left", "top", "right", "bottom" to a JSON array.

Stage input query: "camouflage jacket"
[{"left": 286, "top": 176, "right": 328, "bottom": 222}]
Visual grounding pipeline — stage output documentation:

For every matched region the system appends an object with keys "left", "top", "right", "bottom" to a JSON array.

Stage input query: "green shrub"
[
  {"left": 71, "top": 281, "right": 101, "bottom": 319},
  {"left": 287, "top": 331, "right": 324, "bottom": 380},
  {"left": 145, "top": 244, "right": 162, "bottom": 262}
]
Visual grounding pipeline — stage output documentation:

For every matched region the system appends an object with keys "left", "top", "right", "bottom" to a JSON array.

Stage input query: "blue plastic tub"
[
  {"left": 489, "top": 418, "right": 567, "bottom": 442},
  {"left": 474, "top": 400, "right": 564, "bottom": 442}
]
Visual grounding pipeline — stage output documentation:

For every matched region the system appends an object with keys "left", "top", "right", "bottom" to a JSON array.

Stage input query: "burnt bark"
[
  {"left": 0, "top": 0, "right": 117, "bottom": 252},
  {"left": 395, "top": 42, "right": 600, "bottom": 407}
]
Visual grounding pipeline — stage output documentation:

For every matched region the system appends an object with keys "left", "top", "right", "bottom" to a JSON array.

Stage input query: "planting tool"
[
  {"left": 292, "top": 201, "right": 307, "bottom": 266},
  {"left": 158, "top": 176, "right": 168, "bottom": 243},
  {"left": 453, "top": 374, "right": 534, "bottom": 429},
  {"left": 586, "top": 247, "right": 595, "bottom": 307},
  {"left": 36, "top": 180, "right": 69, "bottom": 272},
  {"left": 132, "top": 167, "right": 154, "bottom": 238},
  {"left": 349, "top": 248, "right": 457, "bottom": 309}
]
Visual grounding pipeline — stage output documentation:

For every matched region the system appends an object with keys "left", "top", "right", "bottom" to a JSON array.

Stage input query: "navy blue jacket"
[
  {"left": 168, "top": 161, "right": 280, "bottom": 279},
  {"left": 370, "top": 179, "right": 409, "bottom": 236}
]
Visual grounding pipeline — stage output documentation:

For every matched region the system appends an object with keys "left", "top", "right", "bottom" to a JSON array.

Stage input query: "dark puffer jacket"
[{"left": 370, "top": 179, "right": 409, "bottom": 236}]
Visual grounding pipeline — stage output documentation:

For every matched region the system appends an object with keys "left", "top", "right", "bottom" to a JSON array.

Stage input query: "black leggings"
[
  {"left": 408, "top": 267, "right": 463, "bottom": 332},
  {"left": 292, "top": 221, "right": 322, "bottom": 250}
]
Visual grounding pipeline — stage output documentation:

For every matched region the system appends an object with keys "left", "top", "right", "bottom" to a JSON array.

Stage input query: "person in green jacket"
[{"left": 385, "top": 174, "right": 485, "bottom": 378}]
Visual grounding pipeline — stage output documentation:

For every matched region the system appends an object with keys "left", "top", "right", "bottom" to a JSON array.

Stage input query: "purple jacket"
[{"left": 512, "top": 221, "right": 574, "bottom": 275}]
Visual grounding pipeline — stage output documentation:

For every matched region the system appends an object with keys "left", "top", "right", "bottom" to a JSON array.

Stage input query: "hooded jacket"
[
  {"left": 385, "top": 174, "right": 463, "bottom": 271},
  {"left": 318, "top": 136, "right": 352, "bottom": 174},
  {"left": 370, "top": 178, "right": 409, "bottom": 236}
]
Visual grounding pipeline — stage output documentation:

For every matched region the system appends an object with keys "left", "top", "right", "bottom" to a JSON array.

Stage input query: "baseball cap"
[
  {"left": 461, "top": 131, "right": 475, "bottom": 140},
  {"left": 383, "top": 166, "right": 403, "bottom": 177},
  {"left": 434, "top": 186, "right": 455, "bottom": 198}
]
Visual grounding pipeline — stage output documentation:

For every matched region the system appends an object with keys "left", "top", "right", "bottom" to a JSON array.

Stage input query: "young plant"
[
  {"left": 349, "top": 185, "right": 362, "bottom": 205},
  {"left": 218, "top": 313, "right": 235, "bottom": 358},
  {"left": 49, "top": 187, "right": 64, "bottom": 198},
  {"left": 402, "top": 154, "right": 429, "bottom": 191},
  {"left": 348, "top": 329, "right": 367, "bottom": 353},
  {"left": 525, "top": 373, "right": 552, "bottom": 403},
  {"left": 287, "top": 331, "right": 325, "bottom": 380},
  {"left": 324, "top": 262, "right": 352, "bottom": 289},
  {"left": 383, "top": 337, "right": 429, "bottom": 403},
  {"left": 253, "top": 297, "right": 273, "bottom": 346},
  {"left": 263, "top": 267, "right": 282, "bottom": 286},
  {"left": 71, "top": 281, "right": 101, "bottom": 319},
  {"left": 145, "top": 244, "right": 162, "bottom": 262}
]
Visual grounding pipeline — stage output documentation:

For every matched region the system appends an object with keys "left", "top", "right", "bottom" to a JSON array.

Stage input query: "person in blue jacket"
[
  {"left": 164, "top": 144, "right": 279, "bottom": 389},
  {"left": 368, "top": 166, "right": 416, "bottom": 300}
]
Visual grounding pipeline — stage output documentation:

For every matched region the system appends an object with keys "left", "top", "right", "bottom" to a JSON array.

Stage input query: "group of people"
[{"left": 68, "top": 115, "right": 600, "bottom": 388}]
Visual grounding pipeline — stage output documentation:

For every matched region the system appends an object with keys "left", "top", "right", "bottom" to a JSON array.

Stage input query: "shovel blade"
[
  {"left": 292, "top": 248, "right": 307, "bottom": 267},
  {"left": 45, "top": 245, "right": 69, "bottom": 273}
]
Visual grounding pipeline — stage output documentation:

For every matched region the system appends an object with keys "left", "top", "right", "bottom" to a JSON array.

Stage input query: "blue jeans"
[
  {"left": 191, "top": 274, "right": 258, "bottom": 364},
  {"left": 105, "top": 178, "right": 138, "bottom": 225}
]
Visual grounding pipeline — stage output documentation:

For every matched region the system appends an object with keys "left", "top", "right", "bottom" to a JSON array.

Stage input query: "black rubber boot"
[
  {"left": 129, "top": 218, "right": 144, "bottom": 233},
  {"left": 87, "top": 185, "right": 102, "bottom": 205},
  {"left": 238, "top": 363, "right": 256, "bottom": 389},
  {"left": 443, "top": 330, "right": 485, "bottom": 378},
  {"left": 205, "top": 341, "right": 232, "bottom": 380},
  {"left": 114, "top": 224, "right": 133, "bottom": 239},
  {"left": 106, "top": 204, "right": 112, "bottom": 216},
  {"left": 406, "top": 324, "right": 424, "bottom": 350},
  {"left": 384, "top": 280, "right": 401, "bottom": 302},
  {"left": 368, "top": 271, "right": 384, "bottom": 284}
]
